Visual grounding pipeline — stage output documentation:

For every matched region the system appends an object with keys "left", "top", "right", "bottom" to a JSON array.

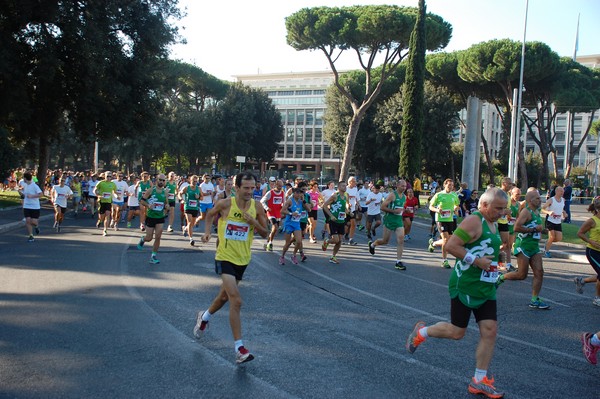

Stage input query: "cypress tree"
[{"left": 399, "top": 0, "right": 427, "bottom": 178}]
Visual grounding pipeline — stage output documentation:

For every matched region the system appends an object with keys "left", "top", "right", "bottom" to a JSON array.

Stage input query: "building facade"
[{"left": 234, "top": 71, "right": 341, "bottom": 181}]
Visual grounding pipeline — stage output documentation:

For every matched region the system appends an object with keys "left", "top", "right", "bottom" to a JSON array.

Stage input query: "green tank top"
[
  {"left": 384, "top": 190, "right": 406, "bottom": 223},
  {"left": 300, "top": 192, "right": 310, "bottom": 222},
  {"left": 184, "top": 185, "right": 200, "bottom": 211},
  {"left": 514, "top": 204, "right": 542, "bottom": 251},
  {"left": 448, "top": 212, "right": 501, "bottom": 308},
  {"left": 138, "top": 181, "right": 152, "bottom": 200},
  {"left": 329, "top": 193, "right": 348, "bottom": 224},
  {"left": 146, "top": 187, "right": 167, "bottom": 219},
  {"left": 166, "top": 181, "right": 177, "bottom": 202}
]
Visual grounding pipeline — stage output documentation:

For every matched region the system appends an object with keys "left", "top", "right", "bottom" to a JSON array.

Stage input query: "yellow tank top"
[
  {"left": 497, "top": 190, "right": 511, "bottom": 224},
  {"left": 216, "top": 197, "right": 256, "bottom": 266},
  {"left": 587, "top": 215, "right": 600, "bottom": 250}
]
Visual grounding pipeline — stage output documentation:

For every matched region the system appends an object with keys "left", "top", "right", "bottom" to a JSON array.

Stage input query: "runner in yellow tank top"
[{"left": 194, "top": 172, "right": 269, "bottom": 364}]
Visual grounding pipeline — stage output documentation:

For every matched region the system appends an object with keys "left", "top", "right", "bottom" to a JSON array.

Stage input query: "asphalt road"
[{"left": 0, "top": 209, "right": 598, "bottom": 398}]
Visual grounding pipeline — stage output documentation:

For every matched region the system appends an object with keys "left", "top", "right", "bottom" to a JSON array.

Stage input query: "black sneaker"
[
  {"left": 368, "top": 241, "right": 375, "bottom": 255},
  {"left": 395, "top": 261, "right": 406, "bottom": 270},
  {"left": 34, "top": 226, "right": 40, "bottom": 235}
]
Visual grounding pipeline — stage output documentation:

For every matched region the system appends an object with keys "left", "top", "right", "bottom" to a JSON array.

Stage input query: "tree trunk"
[
  {"left": 481, "top": 134, "right": 495, "bottom": 186},
  {"left": 517, "top": 140, "right": 528, "bottom": 190},
  {"left": 339, "top": 113, "right": 364, "bottom": 181},
  {"left": 36, "top": 135, "right": 50, "bottom": 189}
]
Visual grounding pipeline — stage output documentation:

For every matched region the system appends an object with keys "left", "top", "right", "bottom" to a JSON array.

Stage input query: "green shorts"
[
  {"left": 384, "top": 215, "right": 404, "bottom": 230},
  {"left": 513, "top": 245, "right": 540, "bottom": 259}
]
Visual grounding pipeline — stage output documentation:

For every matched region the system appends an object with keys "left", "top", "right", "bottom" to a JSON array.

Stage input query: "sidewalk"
[{"left": 0, "top": 202, "right": 56, "bottom": 234}]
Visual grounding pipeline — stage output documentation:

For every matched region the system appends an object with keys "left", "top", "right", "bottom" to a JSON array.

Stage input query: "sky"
[{"left": 169, "top": 0, "right": 600, "bottom": 81}]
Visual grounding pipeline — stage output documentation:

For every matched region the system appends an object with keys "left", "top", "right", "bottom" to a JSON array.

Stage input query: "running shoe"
[
  {"left": 428, "top": 238, "right": 435, "bottom": 252},
  {"left": 371, "top": 229, "right": 376, "bottom": 238},
  {"left": 190, "top": 239, "right": 195, "bottom": 246},
  {"left": 57, "top": 225, "right": 61, "bottom": 233},
  {"left": 581, "top": 332, "right": 599, "bottom": 365},
  {"left": 310, "top": 238, "right": 317, "bottom": 244},
  {"left": 322, "top": 241, "right": 329, "bottom": 251},
  {"left": 357, "top": 225, "right": 365, "bottom": 231},
  {"left": 506, "top": 263, "right": 517, "bottom": 272},
  {"left": 193, "top": 310, "right": 209, "bottom": 339},
  {"left": 349, "top": 238, "right": 357, "bottom": 246},
  {"left": 368, "top": 241, "right": 375, "bottom": 255},
  {"left": 267, "top": 243, "right": 273, "bottom": 252},
  {"left": 279, "top": 256, "right": 285, "bottom": 265},
  {"left": 127, "top": 222, "right": 132, "bottom": 228},
  {"left": 137, "top": 236, "right": 145, "bottom": 250},
  {"left": 236, "top": 346, "right": 254, "bottom": 364},
  {"left": 103, "top": 229, "right": 108, "bottom": 237},
  {"left": 53, "top": 221, "right": 58, "bottom": 230},
  {"left": 574, "top": 277, "right": 585, "bottom": 294},
  {"left": 141, "top": 225, "right": 146, "bottom": 232},
  {"left": 529, "top": 297, "right": 550, "bottom": 309},
  {"left": 467, "top": 376, "right": 504, "bottom": 398},
  {"left": 27, "top": 235, "right": 34, "bottom": 242},
  {"left": 404, "top": 235, "right": 409, "bottom": 242},
  {"left": 149, "top": 254, "right": 160, "bottom": 264},
  {"left": 593, "top": 297, "right": 600, "bottom": 307},
  {"left": 96, "top": 220, "right": 101, "bottom": 229},
  {"left": 441, "top": 259, "right": 451, "bottom": 269},
  {"left": 167, "top": 226, "right": 174, "bottom": 232},
  {"left": 406, "top": 321, "right": 426, "bottom": 354},
  {"left": 291, "top": 255, "right": 298, "bottom": 265},
  {"left": 395, "top": 261, "right": 406, "bottom": 270},
  {"left": 544, "top": 250, "right": 552, "bottom": 258},
  {"left": 300, "top": 253, "right": 307, "bottom": 262},
  {"left": 329, "top": 256, "right": 339, "bottom": 264}
]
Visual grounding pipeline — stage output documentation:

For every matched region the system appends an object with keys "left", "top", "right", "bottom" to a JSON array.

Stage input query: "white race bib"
[
  {"left": 153, "top": 202, "right": 164, "bottom": 211},
  {"left": 338, "top": 212, "right": 346, "bottom": 221},
  {"left": 440, "top": 210, "right": 451, "bottom": 218},
  {"left": 291, "top": 213, "right": 301, "bottom": 222},
  {"left": 405, "top": 206, "right": 414, "bottom": 213},
  {"left": 224, "top": 221, "right": 250, "bottom": 241},
  {"left": 273, "top": 196, "right": 283, "bottom": 205},
  {"left": 102, "top": 192, "right": 111, "bottom": 199},
  {"left": 188, "top": 200, "right": 198, "bottom": 207},
  {"left": 480, "top": 262, "right": 499, "bottom": 283},
  {"left": 168, "top": 193, "right": 175, "bottom": 200}
]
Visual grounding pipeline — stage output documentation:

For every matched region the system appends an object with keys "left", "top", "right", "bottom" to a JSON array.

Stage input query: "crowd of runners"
[{"left": 12, "top": 169, "right": 600, "bottom": 396}]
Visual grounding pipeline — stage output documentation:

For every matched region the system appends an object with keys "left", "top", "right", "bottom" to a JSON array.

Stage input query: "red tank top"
[{"left": 267, "top": 190, "right": 284, "bottom": 218}]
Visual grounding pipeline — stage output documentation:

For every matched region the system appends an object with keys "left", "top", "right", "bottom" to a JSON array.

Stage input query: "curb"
[
  {"left": 0, "top": 213, "right": 57, "bottom": 235},
  {"left": 411, "top": 219, "right": 587, "bottom": 263}
]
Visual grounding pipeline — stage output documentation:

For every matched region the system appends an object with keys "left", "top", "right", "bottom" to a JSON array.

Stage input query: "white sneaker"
[{"left": 593, "top": 297, "right": 600, "bottom": 307}]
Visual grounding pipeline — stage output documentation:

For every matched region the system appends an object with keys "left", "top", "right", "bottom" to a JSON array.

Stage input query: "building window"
[
  {"left": 324, "top": 145, "right": 331, "bottom": 158},
  {"left": 295, "top": 145, "right": 303, "bottom": 158},
  {"left": 286, "top": 128, "right": 294, "bottom": 142},
  {"left": 306, "top": 110, "right": 314, "bottom": 126},
  {"left": 315, "top": 110, "right": 324, "bottom": 125},
  {"left": 286, "top": 144, "right": 293, "bottom": 158},
  {"left": 296, "top": 128, "right": 303, "bottom": 141},
  {"left": 280, "top": 110, "right": 286, "bottom": 125},
  {"left": 305, "top": 145, "right": 312, "bottom": 158},
  {"left": 287, "top": 110, "right": 295, "bottom": 125},
  {"left": 296, "top": 90, "right": 312, "bottom": 95},
  {"left": 277, "top": 144, "right": 284, "bottom": 157},
  {"left": 306, "top": 128, "right": 313, "bottom": 142},
  {"left": 314, "top": 128, "right": 322, "bottom": 142},
  {"left": 314, "top": 145, "right": 322, "bottom": 158},
  {"left": 296, "top": 110, "right": 305, "bottom": 124}
]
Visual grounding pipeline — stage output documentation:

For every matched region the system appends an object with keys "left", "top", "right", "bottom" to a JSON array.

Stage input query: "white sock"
[
  {"left": 474, "top": 368, "right": 487, "bottom": 382},
  {"left": 201, "top": 310, "right": 211, "bottom": 322},
  {"left": 418, "top": 327, "right": 428, "bottom": 338},
  {"left": 592, "top": 334, "right": 600, "bottom": 347},
  {"left": 235, "top": 339, "right": 244, "bottom": 351}
]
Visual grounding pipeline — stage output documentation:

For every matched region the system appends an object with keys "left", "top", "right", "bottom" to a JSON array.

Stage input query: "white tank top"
[{"left": 546, "top": 197, "right": 564, "bottom": 224}]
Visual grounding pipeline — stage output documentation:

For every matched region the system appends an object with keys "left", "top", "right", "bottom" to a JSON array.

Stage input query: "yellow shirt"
[
  {"left": 587, "top": 215, "right": 600, "bottom": 251},
  {"left": 216, "top": 198, "right": 256, "bottom": 266},
  {"left": 413, "top": 178, "right": 422, "bottom": 192},
  {"left": 497, "top": 190, "right": 511, "bottom": 224}
]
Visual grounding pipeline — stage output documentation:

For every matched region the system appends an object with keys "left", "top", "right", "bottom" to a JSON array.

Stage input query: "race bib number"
[
  {"left": 291, "top": 212, "right": 301, "bottom": 222},
  {"left": 168, "top": 193, "right": 175, "bottom": 200},
  {"left": 533, "top": 231, "right": 541, "bottom": 240},
  {"left": 188, "top": 200, "right": 198, "bottom": 207},
  {"left": 480, "top": 262, "right": 499, "bottom": 283},
  {"left": 337, "top": 212, "right": 346, "bottom": 221},
  {"left": 440, "top": 210, "right": 451, "bottom": 218},
  {"left": 405, "top": 206, "right": 414, "bottom": 214},
  {"left": 102, "top": 192, "right": 111, "bottom": 199},
  {"left": 300, "top": 211, "right": 307, "bottom": 219},
  {"left": 153, "top": 202, "right": 164, "bottom": 211},
  {"left": 225, "top": 221, "right": 250, "bottom": 241},
  {"left": 273, "top": 197, "right": 283, "bottom": 205}
]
